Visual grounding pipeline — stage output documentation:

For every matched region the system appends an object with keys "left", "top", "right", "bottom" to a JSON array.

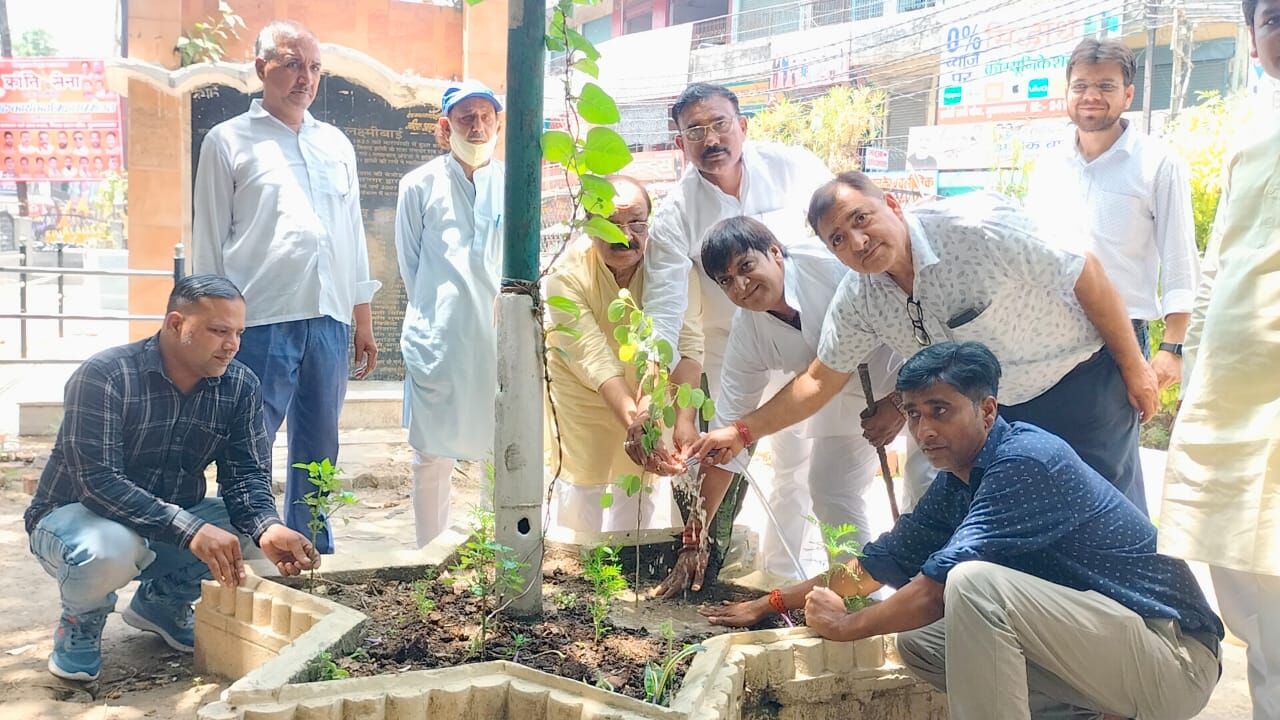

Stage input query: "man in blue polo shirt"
[{"left": 701, "top": 341, "right": 1221, "bottom": 719}]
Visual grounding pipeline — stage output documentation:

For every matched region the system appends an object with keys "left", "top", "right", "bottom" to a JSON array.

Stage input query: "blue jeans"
[
  {"left": 235, "top": 316, "right": 350, "bottom": 553},
  {"left": 28, "top": 498, "right": 241, "bottom": 617},
  {"left": 1133, "top": 319, "right": 1151, "bottom": 360}
]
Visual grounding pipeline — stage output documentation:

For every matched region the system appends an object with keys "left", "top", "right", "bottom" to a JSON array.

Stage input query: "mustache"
[
  {"left": 702, "top": 145, "right": 729, "bottom": 160},
  {"left": 609, "top": 239, "right": 642, "bottom": 251}
]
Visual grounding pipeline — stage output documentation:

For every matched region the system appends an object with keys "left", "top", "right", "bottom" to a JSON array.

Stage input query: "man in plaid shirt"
[{"left": 25, "top": 275, "right": 319, "bottom": 682}]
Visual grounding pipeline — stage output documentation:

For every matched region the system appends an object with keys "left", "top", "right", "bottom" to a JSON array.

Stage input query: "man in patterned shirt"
[
  {"left": 25, "top": 275, "right": 319, "bottom": 683},
  {"left": 691, "top": 171, "right": 1156, "bottom": 512},
  {"left": 702, "top": 342, "right": 1221, "bottom": 720}
]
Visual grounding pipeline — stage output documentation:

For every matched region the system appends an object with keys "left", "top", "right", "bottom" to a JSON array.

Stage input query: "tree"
[
  {"left": 748, "top": 85, "right": 887, "bottom": 172},
  {"left": 15, "top": 28, "right": 55, "bottom": 57},
  {"left": 1161, "top": 91, "right": 1249, "bottom": 254}
]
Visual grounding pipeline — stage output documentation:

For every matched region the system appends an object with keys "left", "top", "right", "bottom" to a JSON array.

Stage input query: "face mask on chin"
[{"left": 449, "top": 132, "right": 498, "bottom": 167}]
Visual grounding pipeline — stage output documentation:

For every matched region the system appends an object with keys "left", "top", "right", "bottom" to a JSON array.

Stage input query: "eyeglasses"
[
  {"left": 678, "top": 117, "right": 737, "bottom": 143},
  {"left": 906, "top": 296, "right": 931, "bottom": 347},
  {"left": 619, "top": 221, "right": 649, "bottom": 237},
  {"left": 1069, "top": 81, "right": 1122, "bottom": 95}
]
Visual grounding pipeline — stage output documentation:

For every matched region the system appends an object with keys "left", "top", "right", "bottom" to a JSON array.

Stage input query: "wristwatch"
[{"left": 1158, "top": 342, "right": 1183, "bottom": 356}]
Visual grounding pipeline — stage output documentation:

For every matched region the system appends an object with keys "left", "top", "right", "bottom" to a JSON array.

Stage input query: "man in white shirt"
[
  {"left": 192, "top": 20, "right": 380, "bottom": 553},
  {"left": 394, "top": 81, "right": 504, "bottom": 547},
  {"left": 692, "top": 172, "right": 1158, "bottom": 514},
  {"left": 642, "top": 82, "right": 837, "bottom": 575},
  {"left": 655, "top": 218, "right": 901, "bottom": 595},
  {"left": 1026, "top": 38, "right": 1198, "bottom": 389}
]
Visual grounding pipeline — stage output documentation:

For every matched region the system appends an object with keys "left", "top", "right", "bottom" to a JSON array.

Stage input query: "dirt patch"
[{"left": 317, "top": 550, "right": 784, "bottom": 702}]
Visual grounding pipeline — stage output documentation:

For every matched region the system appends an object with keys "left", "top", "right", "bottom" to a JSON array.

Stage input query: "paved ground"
[{"left": 0, "top": 416, "right": 1256, "bottom": 719}]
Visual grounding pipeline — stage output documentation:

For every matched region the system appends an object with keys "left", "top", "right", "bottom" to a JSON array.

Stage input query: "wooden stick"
[{"left": 858, "top": 363, "right": 900, "bottom": 521}]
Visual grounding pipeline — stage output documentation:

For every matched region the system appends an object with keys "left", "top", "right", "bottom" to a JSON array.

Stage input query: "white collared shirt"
[
  {"left": 643, "top": 141, "right": 833, "bottom": 363},
  {"left": 1026, "top": 121, "right": 1198, "bottom": 320},
  {"left": 716, "top": 241, "right": 901, "bottom": 438},
  {"left": 818, "top": 193, "right": 1102, "bottom": 406},
  {"left": 192, "top": 99, "right": 380, "bottom": 327}
]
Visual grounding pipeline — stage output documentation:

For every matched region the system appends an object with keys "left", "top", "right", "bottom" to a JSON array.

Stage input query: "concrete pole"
[
  {"left": 494, "top": 0, "right": 546, "bottom": 618},
  {"left": 1142, "top": 0, "right": 1156, "bottom": 133}
]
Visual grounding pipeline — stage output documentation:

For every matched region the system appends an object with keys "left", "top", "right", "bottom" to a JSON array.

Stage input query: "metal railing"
[{"left": 0, "top": 243, "right": 186, "bottom": 363}]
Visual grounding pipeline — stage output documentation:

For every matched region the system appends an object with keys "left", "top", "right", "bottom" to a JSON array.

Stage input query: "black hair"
[
  {"left": 1245, "top": 0, "right": 1258, "bottom": 26},
  {"left": 167, "top": 274, "right": 244, "bottom": 313},
  {"left": 670, "top": 83, "right": 740, "bottom": 128},
  {"left": 806, "top": 171, "right": 885, "bottom": 235},
  {"left": 700, "top": 216, "right": 786, "bottom": 281},
  {"left": 1066, "top": 38, "right": 1137, "bottom": 86},
  {"left": 896, "top": 341, "right": 1002, "bottom": 406}
]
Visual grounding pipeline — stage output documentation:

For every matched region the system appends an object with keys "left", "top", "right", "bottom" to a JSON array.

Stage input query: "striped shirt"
[{"left": 25, "top": 335, "right": 281, "bottom": 548}]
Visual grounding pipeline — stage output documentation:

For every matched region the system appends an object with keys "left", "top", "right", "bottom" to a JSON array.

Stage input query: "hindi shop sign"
[
  {"left": 0, "top": 59, "right": 123, "bottom": 182},
  {"left": 936, "top": 5, "right": 1121, "bottom": 124}
]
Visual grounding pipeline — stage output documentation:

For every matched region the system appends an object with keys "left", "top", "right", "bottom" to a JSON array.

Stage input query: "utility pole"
[
  {"left": 0, "top": 0, "right": 31, "bottom": 219},
  {"left": 1142, "top": 0, "right": 1155, "bottom": 133},
  {"left": 494, "top": 0, "right": 546, "bottom": 617}
]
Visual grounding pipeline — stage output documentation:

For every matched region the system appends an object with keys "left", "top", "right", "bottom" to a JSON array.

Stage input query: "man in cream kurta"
[
  {"left": 395, "top": 81, "right": 504, "bottom": 547},
  {"left": 1159, "top": 5, "right": 1280, "bottom": 715}
]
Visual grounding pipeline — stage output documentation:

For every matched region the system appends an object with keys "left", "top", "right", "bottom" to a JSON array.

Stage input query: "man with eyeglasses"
[
  {"left": 690, "top": 172, "right": 1157, "bottom": 515},
  {"left": 394, "top": 80, "right": 505, "bottom": 547},
  {"left": 639, "top": 82, "right": 840, "bottom": 582},
  {"left": 1026, "top": 38, "right": 1198, "bottom": 393}
]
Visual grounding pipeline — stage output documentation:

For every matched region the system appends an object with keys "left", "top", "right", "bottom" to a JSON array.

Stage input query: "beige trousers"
[{"left": 896, "top": 562, "right": 1219, "bottom": 720}]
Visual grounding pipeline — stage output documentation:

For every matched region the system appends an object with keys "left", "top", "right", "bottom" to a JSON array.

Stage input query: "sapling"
[
  {"left": 811, "top": 516, "right": 872, "bottom": 612},
  {"left": 642, "top": 619, "right": 705, "bottom": 706},
  {"left": 450, "top": 508, "right": 529, "bottom": 658},
  {"left": 292, "top": 459, "right": 358, "bottom": 588},
  {"left": 583, "top": 544, "right": 628, "bottom": 643}
]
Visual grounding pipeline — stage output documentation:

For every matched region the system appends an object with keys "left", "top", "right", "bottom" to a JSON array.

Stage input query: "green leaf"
[
  {"left": 546, "top": 294, "right": 582, "bottom": 319},
  {"left": 662, "top": 405, "right": 676, "bottom": 428},
  {"left": 546, "top": 34, "right": 567, "bottom": 52},
  {"left": 549, "top": 346, "right": 571, "bottom": 361},
  {"left": 619, "top": 474, "right": 643, "bottom": 496},
  {"left": 551, "top": 323, "right": 582, "bottom": 339},
  {"left": 656, "top": 339, "right": 674, "bottom": 367},
  {"left": 566, "top": 27, "right": 601, "bottom": 61},
  {"left": 613, "top": 325, "right": 630, "bottom": 343},
  {"left": 577, "top": 83, "right": 620, "bottom": 125},
  {"left": 676, "top": 384, "right": 692, "bottom": 409},
  {"left": 690, "top": 388, "right": 706, "bottom": 407},
  {"left": 542, "top": 130, "right": 576, "bottom": 165},
  {"left": 574, "top": 57, "right": 600, "bottom": 78},
  {"left": 607, "top": 298, "right": 626, "bottom": 322},
  {"left": 618, "top": 344, "right": 636, "bottom": 362},
  {"left": 584, "top": 215, "right": 629, "bottom": 246},
  {"left": 701, "top": 399, "right": 716, "bottom": 422},
  {"left": 579, "top": 174, "right": 616, "bottom": 217},
  {"left": 581, "top": 127, "right": 632, "bottom": 175},
  {"left": 629, "top": 309, "right": 643, "bottom": 326}
]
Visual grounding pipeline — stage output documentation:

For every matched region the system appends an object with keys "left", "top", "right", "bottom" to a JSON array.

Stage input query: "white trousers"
[
  {"left": 549, "top": 478, "right": 678, "bottom": 533},
  {"left": 1211, "top": 565, "right": 1280, "bottom": 720},
  {"left": 758, "top": 432, "right": 879, "bottom": 579},
  {"left": 411, "top": 450, "right": 456, "bottom": 548}
]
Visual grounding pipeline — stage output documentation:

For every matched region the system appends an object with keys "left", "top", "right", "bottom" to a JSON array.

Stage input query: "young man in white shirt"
[
  {"left": 691, "top": 172, "right": 1157, "bottom": 514},
  {"left": 192, "top": 20, "right": 380, "bottom": 553},
  {"left": 655, "top": 218, "right": 902, "bottom": 595},
  {"left": 394, "top": 81, "right": 504, "bottom": 547},
  {"left": 1026, "top": 38, "right": 1198, "bottom": 389}
]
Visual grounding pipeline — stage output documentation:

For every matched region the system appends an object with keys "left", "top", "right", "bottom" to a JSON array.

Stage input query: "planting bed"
[{"left": 316, "top": 549, "right": 781, "bottom": 700}]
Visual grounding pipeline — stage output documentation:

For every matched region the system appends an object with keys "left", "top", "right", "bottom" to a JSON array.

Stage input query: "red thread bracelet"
[
  {"left": 681, "top": 525, "right": 699, "bottom": 548},
  {"left": 733, "top": 420, "right": 754, "bottom": 446},
  {"left": 768, "top": 588, "right": 786, "bottom": 615}
]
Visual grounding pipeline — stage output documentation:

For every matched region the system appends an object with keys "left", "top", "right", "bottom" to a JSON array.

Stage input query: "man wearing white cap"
[{"left": 395, "top": 80, "right": 505, "bottom": 546}]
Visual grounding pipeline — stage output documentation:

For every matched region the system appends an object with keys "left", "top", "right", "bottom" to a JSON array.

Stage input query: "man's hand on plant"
[
  {"left": 687, "top": 426, "right": 745, "bottom": 466},
  {"left": 653, "top": 543, "right": 709, "bottom": 599},
  {"left": 803, "top": 586, "right": 850, "bottom": 639},
  {"left": 623, "top": 412, "right": 689, "bottom": 475},
  {"left": 699, "top": 596, "right": 773, "bottom": 627},
  {"left": 259, "top": 524, "right": 320, "bottom": 577},
  {"left": 672, "top": 417, "right": 700, "bottom": 462},
  {"left": 189, "top": 523, "right": 245, "bottom": 588},
  {"left": 860, "top": 395, "right": 905, "bottom": 447}
]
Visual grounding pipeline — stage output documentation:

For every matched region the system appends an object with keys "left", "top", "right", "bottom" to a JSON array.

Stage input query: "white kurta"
[
  {"left": 1159, "top": 124, "right": 1280, "bottom": 577},
  {"left": 642, "top": 141, "right": 833, "bottom": 394},
  {"left": 394, "top": 154, "right": 504, "bottom": 460}
]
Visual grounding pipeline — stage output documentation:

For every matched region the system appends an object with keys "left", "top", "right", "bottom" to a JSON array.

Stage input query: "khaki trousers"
[{"left": 896, "top": 562, "right": 1219, "bottom": 720}]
